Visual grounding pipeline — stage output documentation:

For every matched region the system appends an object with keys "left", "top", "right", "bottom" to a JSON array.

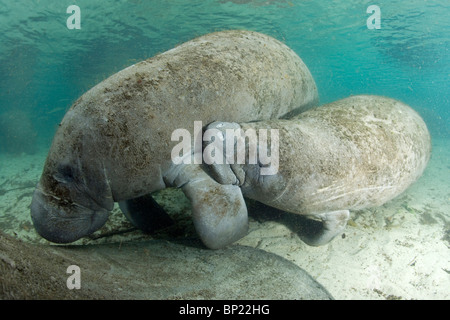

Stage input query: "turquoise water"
[
  {"left": 0, "top": 0, "right": 448, "bottom": 151},
  {"left": 0, "top": 0, "right": 449, "bottom": 300}
]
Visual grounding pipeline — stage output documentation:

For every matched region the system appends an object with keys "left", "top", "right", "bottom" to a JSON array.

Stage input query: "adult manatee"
[{"left": 31, "top": 30, "right": 318, "bottom": 248}]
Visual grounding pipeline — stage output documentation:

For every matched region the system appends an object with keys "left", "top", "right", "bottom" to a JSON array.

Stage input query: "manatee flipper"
[
  {"left": 183, "top": 179, "right": 248, "bottom": 250},
  {"left": 203, "top": 121, "right": 244, "bottom": 186},
  {"left": 165, "top": 163, "right": 248, "bottom": 249},
  {"left": 118, "top": 194, "right": 174, "bottom": 233},
  {"left": 300, "top": 210, "right": 350, "bottom": 246}
]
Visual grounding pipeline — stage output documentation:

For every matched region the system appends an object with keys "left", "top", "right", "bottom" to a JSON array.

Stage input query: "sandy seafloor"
[{"left": 0, "top": 138, "right": 448, "bottom": 300}]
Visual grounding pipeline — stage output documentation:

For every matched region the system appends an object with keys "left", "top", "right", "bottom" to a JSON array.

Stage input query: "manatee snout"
[{"left": 31, "top": 184, "right": 109, "bottom": 243}]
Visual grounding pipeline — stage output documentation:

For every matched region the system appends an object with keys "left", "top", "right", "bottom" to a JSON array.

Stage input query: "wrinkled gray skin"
[
  {"left": 205, "top": 95, "right": 431, "bottom": 246},
  {"left": 30, "top": 30, "right": 318, "bottom": 248}
]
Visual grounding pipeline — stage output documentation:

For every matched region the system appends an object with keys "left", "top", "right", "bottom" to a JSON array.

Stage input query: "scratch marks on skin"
[
  {"left": 269, "top": 178, "right": 291, "bottom": 203},
  {"left": 310, "top": 185, "right": 395, "bottom": 207},
  {"left": 314, "top": 183, "right": 347, "bottom": 194}
]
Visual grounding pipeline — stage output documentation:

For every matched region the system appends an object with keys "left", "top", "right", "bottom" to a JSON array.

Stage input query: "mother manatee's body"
[{"left": 31, "top": 30, "right": 318, "bottom": 248}]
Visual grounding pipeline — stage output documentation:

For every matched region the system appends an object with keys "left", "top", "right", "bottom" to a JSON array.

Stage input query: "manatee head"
[{"left": 31, "top": 110, "right": 114, "bottom": 243}]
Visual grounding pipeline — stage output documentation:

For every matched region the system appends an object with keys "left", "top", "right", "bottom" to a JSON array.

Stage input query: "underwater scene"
[{"left": 0, "top": 0, "right": 449, "bottom": 300}]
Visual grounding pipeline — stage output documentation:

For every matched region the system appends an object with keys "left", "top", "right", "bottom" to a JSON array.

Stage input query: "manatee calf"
[
  {"left": 0, "top": 231, "right": 332, "bottom": 299},
  {"left": 204, "top": 95, "right": 431, "bottom": 245},
  {"left": 31, "top": 30, "right": 318, "bottom": 248}
]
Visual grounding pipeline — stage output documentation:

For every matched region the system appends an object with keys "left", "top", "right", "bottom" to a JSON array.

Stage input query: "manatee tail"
[{"left": 300, "top": 210, "right": 350, "bottom": 246}]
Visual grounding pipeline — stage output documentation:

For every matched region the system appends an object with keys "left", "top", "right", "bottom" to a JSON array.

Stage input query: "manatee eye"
[{"left": 54, "top": 164, "right": 75, "bottom": 183}]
